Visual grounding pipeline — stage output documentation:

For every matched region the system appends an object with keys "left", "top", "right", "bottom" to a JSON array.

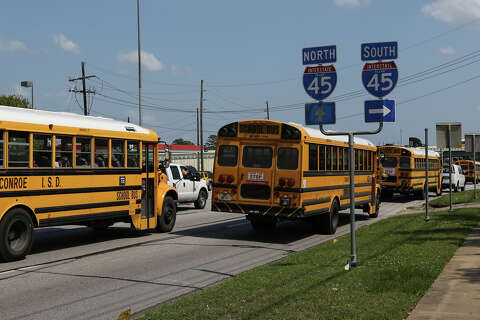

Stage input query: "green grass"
[
  {"left": 429, "top": 189, "right": 480, "bottom": 207},
  {"left": 137, "top": 209, "right": 480, "bottom": 320}
]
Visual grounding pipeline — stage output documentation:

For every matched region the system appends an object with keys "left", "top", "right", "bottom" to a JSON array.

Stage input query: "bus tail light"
[
  {"left": 279, "top": 178, "right": 286, "bottom": 186},
  {"left": 219, "top": 175, "right": 225, "bottom": 183},
  {"left": 287, "top": 178, "right": 294, "bottom": 187},
  {"left": 227, "top": 175, "right": 234, "bottom": 183}
]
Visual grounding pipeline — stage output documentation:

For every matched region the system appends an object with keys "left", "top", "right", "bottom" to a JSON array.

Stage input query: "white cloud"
[
  {"left": 0, "top": 38, "right": 26, "bottom": 52},
  {"left": 439, "top": 46, "right": 456, "bottom": 55},
  {"left": 118, "top": 50, "right": 165, "bottom": 72},
  {"left": 53, "top": 33, "right": 80, "bottom": 53},
  {"left": 422, "top": 0, "right": 480, "bottom": 24},
  {"left": 170, "top": 64, "right": 193, "bottom": 76},
  {"left": 334, "top": 0, "right": 371, "bottom": 8}
]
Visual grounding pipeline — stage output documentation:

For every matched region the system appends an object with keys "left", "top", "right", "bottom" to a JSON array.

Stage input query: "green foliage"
[
  {"left": 171, "top": 138, "right": 194, "bottom": 145},
  {"left": 138, "top": 209, "right": 480, "bottom": 320},
  {"left": 205, "top": 134, "right": 217, "bottom": 150},
  {"left": 0, "top": 94, "right": 30, "bottom": 108}
]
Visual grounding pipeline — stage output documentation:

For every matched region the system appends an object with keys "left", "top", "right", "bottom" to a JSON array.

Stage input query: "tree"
[
  {"left": 171, "top": 138, "right": 194, "bottom": 145},
  {"left": 0, "top": 94, "right": 30, "bottom": 108},
  {"left": 205, "top": 134, "right": 217, "bottom": 150}
]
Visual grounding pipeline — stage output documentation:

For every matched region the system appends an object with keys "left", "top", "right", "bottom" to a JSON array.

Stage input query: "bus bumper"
[{"left": 211, "top": 201, "right": 305, "bottom": 219}]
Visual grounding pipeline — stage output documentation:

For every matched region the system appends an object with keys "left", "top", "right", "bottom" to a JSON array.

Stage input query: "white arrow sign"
[{"left": 368, "top": 105, "right": 391, "bottom": 116}]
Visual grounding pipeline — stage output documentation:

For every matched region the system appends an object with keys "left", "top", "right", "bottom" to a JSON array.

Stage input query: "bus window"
[
  {"left": 339, "top": 148, "right": 343, "bottom": 171},
  {"left": 319, "top": 145, "right": 325, "bottom": 170},
  {"left": 0, "top": 131, "right": 4, "bottom": 167},
  {"left": 8, "top": 131, "right": 30, "bottom": 168},
  {"left": 127, "top": 140, "right": 140, "bottom": 168},
  {"left": 218, "top": 145, "right": 238, "bottom": 166},
  {"left": 33, "top": 134, "right": 52, "bottom": 168},
  {"left": 354, "top": 150, "right": 359, "bottom": 170},
  {"left": 332, "top": 147, "right": 337, "bottom": 170},
  {"left": 55, "top": 135, "right": 73, "bottom": 168},
  {"left": 308, "top": 144, "right": 318, "bottom": 170},
  {"left": 381, "top": 157, "right": 397, "bottom": 168},
  {"left": 76, "top": 137, "right": 92, "bottom": 167},
  {"left": 344, "top": 148, "right": 349, "bottom": 171},
  {"left": 278, "top": 148, "right": 298, "bottom": 170},
  {"left": 243, "top": 146, "right": 272, "bottom": 168},
  {"left": 112, "top": 139, "right": 125, "bottom": 167},
  {"left": 94, "top": 138, "right": 108, "bottom": 167},
  {"left": 399, "top": 157, "right": 410, "bottom": 169},
  {"left": 326, "top": 146, "right": 331, "bottom": 170}
]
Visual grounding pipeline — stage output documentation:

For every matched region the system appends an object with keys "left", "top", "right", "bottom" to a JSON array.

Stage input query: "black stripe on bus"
[
  {"left": 275, "top": 183, "right": 372, "bottom": 193},
  {"left": 38, "top": 210, "right": 131, "bottom": 227},
  {"left": 399, "top": 168, "right": 440, "bottom": 172},
  {"left": 0, "top": 185, "right": 142, "bottom": 198},
  {"left": 302, "top": 197, "right": 330, "bottom": 207},
  {"left": 0, "top": 168, "right": 142, "bottom": 176},
  {"left": 34, "top": 200, "right": 130, "bottom": 214},
  {"left": 303, "top": 208, "right": 329, "bottom": 216},
  {"left": 340, "top": 200, "right": 370, "bottom": 210},
  {"left": 136, "top": 199, "right": 142, "bottom": 204},
  {"left": 304, "top": 170, "right": 373, "bottom": 177},
  {"left": 404, "top": 175, "right": 440, "bottom": 180},
  {"left": 340, "top": 192, "right": 372, "bottom": 200},
  {"left": 212, "top": 183, "right": 237, "bottom": 189}
]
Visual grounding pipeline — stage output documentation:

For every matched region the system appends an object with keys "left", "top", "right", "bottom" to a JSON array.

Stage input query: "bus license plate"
[
  {"left": 248, "top": 172, "right": 264, "bottom": 181},
  {"left": 383, "top": 168, "right": 395, "bottom": 176}
]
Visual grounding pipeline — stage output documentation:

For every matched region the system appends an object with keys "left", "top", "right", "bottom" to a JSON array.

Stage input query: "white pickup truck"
[{"left": 163, "top": 163, "right": 209, "bottom": 209}]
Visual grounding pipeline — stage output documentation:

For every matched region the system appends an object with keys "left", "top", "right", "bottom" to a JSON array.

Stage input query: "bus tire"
[
  {"left": 370, "top": 191, "right": 380, "bottom": 218},
  {"left": 0, "top": 208, "right": 33, "bottom": 262},
  {"left": 194, "top": 190, "right": 208, "bottom": 209},
  {"left": 381, "top": 190, "right": 393, "bottom": 200},
  {"left": 250, "top": 216, "right": 276, "bottom": 233},
  {"left": 316, "top": 199, "right": 339, "bottom": 235},
  {"left": 157, "top": 196, "right": 176, "bottom": 233}
]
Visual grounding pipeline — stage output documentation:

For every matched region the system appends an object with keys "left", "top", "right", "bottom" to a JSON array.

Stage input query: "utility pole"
[
  {"left": 137, "top": 0, "right": 142, "bottom": 125},
  {"left": 200, "top": 80, "right": 204, "bottom": 171},
  {"left": 197, "top": 108, "right": 200, "bottom": 169},
  {"left": 69, "top": 61, "right": 96, "bottom": 115},
  {"left": 266, "top": 100, "right": 270, "bottom": 120}
]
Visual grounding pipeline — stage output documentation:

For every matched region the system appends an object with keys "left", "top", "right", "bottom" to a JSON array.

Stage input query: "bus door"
[
  {"left": 141, "top": 143, "right": 156, "bottom": 229},
  {"left": 238, "top": 144, "right": 275, "bottom": 204}
]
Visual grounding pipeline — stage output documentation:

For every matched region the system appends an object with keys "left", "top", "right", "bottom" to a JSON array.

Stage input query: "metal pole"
[
  {"left": 200, "top": 80, "right": 204, "bottom": 171},
  {"left": 31, "top": 83, "right": 34, "bottom": 109},
  {"left": 197, "top": 108, "right": 200, "bottom": 169},
  {"left": 474, "top": 134, "right": 477, "bottom": 200},
  {"left": 81, "top": 62, "right": 88, "bottom": 115},
  {"left": 266, "top": 100, "right": 270, "bottom": 120},
  {"left": 348, "top": 133, "right": 358, "bottom": 266},
  {"left": 137, "top": 0, "right": 142, "bottom": 125},
  {"left": 425, "top": 128, "right": 430, "bottom": 221},
  {"left": 448, "top": 124, "right": 453, "bottom": 212}
]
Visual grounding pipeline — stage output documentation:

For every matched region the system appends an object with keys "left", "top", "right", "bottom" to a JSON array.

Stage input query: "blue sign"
[
  {"left": 303, "top": 65, "right": 337, "bottom": 100},
  {"left": 305, "top": 102, "right": 336, "bottom": 125},
  {"left": 364, "top": 100, "right": 395, "bottom": 123},
  {"left": 361, "top": 41, "right": 398, "bottom": 61},
  {"left": 303, "top": 45, "right": 337, "bottom": 65},
  {"left": 362, "top": 61, "right": 398, "bottom": 98}
]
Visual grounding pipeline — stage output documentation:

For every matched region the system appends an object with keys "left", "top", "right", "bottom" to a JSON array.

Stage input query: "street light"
[{"left": 20, "top": 81, "right": 33, "bottom": 109}]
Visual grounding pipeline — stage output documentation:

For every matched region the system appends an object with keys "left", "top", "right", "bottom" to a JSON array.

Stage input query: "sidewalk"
[{"left": 407, "top": 222, "right": 480, "bottom": 319}]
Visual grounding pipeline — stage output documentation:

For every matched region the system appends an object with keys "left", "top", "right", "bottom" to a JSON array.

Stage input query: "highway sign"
[
  {"left": 303, "top": 65, "right": 337, "bottom": 100},
  {"left": 302, "top": 45, "right": 336, "bottom": 65},
  {"left": 361, "top": 41, "right": 398, "bottom": 61},
  {"left": 305, "top": 102, "right": 335, "bottom": 125},
  {"left": 362, "top": 61, "right": 398, "bottom": 98},
  {"left": 364, "top": 100, "right": 395, "bottom": 122}
]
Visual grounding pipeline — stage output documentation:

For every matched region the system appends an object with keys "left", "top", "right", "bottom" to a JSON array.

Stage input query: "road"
[{"left": 0, "top": 189, "right": 461, "bottom": 320}]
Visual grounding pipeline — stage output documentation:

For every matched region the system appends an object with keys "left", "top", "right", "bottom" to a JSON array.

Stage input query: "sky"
[{"left": 2, "top": 0, "right": 480, "bottom": 145}]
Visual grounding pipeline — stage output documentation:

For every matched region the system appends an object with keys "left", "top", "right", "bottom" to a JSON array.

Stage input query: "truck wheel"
[
  {"left": 454, "top": 183, "right": 459, "bottom": 193},
  {"left": 0, "top": 208, "right": 33, "bottom": 262},
  {"left": 194, "top": 190, "right": 208, "bottom": 209},
  {"left": 156, "top": 196, "right": 176, "bottom": 233}
]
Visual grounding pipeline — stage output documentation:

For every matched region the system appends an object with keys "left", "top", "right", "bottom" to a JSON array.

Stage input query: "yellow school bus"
[
  {"left": 0, "top": 105, "right": 178, "bottom": 262},
  {"left": 211, "top": 120, "right": 380, "bottom": 234},
  {"left": 378, "top": 145, "right": 442, "bottom": 199},
  {"left": 455, "top": 160, "right": 480, "bottom": 184}
]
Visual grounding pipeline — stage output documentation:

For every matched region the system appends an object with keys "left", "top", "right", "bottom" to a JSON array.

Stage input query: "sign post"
[
  {"left": 425, "top": 128, "right": 430, "bottom": 222},
  {"left": 465, "top": 133, "right": 480, "bottom": 199}
]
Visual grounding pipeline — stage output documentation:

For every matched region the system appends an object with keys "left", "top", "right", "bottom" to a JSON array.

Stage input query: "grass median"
[
  {"left": 429, "top": 189, "right": 480, "bottom": 207},
  {"left": 138, "top": 209, "right": 480, "bottom": 320}
]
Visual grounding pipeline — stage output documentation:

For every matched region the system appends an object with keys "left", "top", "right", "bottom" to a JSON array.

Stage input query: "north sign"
[
  {"left": 302, "top": 45, "right": 337, "bottom": 65},
  {"left": 364, "top": 99, "right": 395, "bottom": 123},
  {"left": 303, "top": 65, "right": 337, "bottom": 101},
  {"left": 361, "top": 41, "right": 398, "bottom": 61},
  {"left": 305, "top": 102, "right": 336, "bottom": 125},
  {"left": 362, "top": 61, "right": 398, "bottom": 98}
]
